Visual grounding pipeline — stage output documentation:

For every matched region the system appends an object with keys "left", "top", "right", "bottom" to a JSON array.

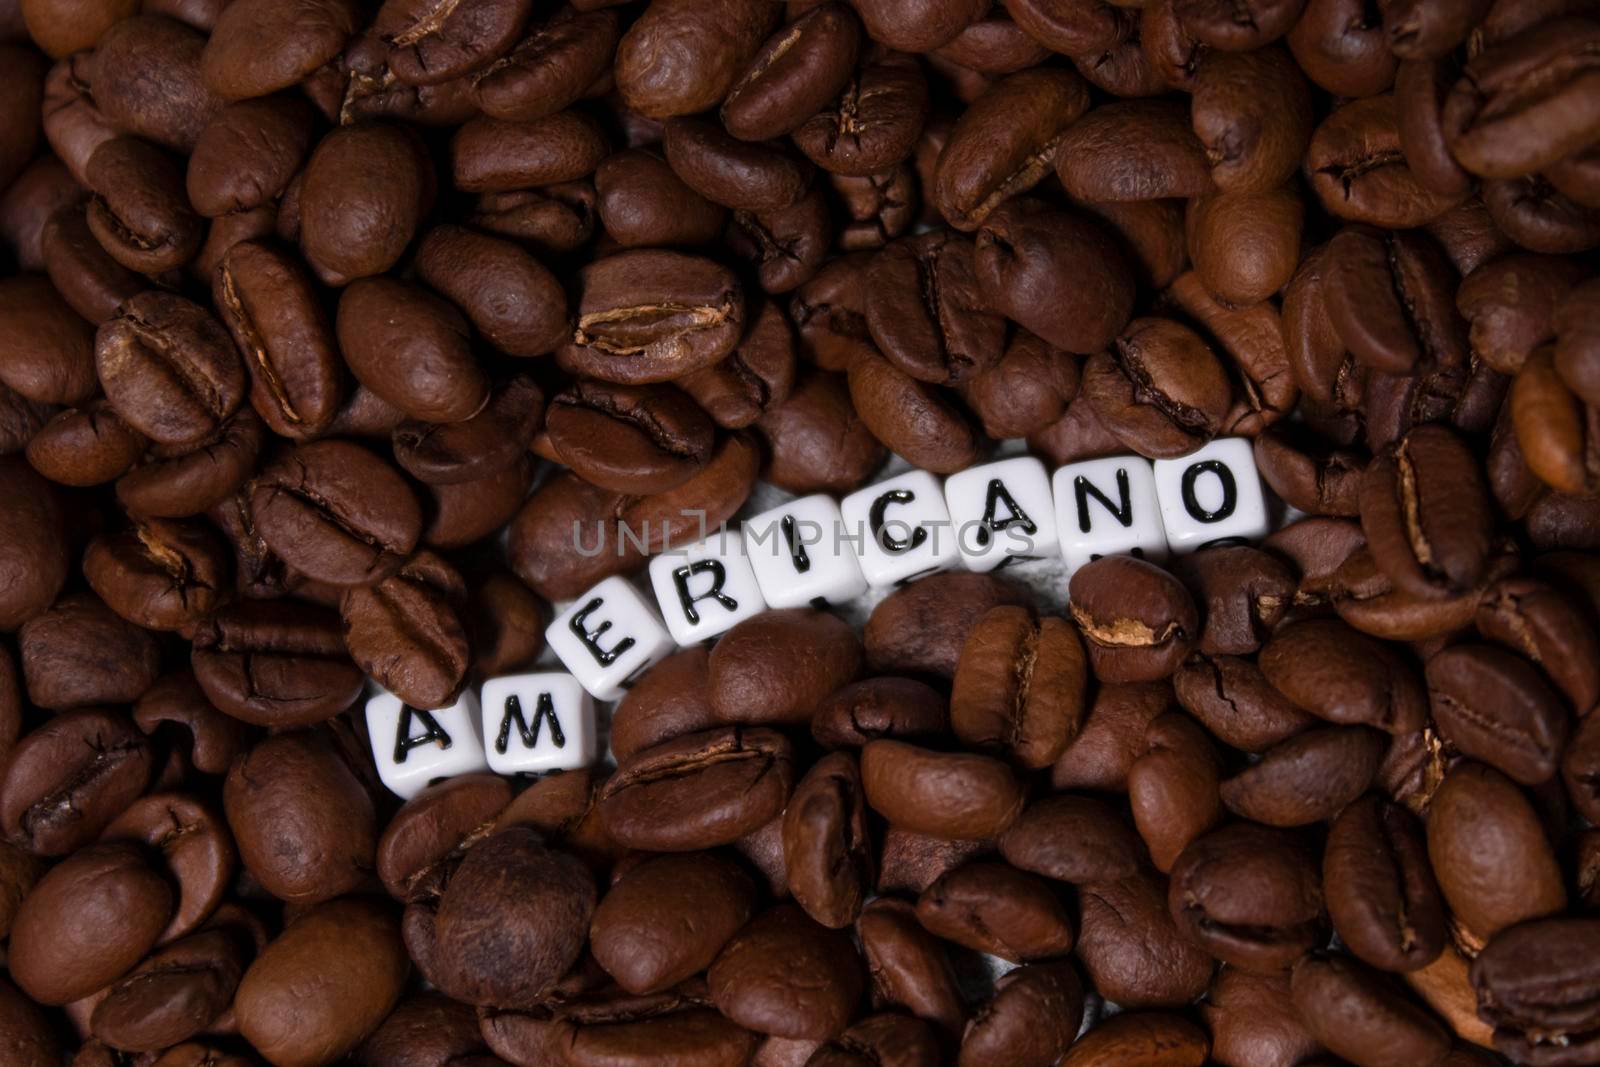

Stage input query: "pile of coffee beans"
[{"left": 3, "top": 0, "right": 1600, "bottom": 1064}]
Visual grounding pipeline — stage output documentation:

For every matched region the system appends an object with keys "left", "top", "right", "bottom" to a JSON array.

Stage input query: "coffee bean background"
[{"left": 4, "top": 0, "right": 1600, "bottom": 1065}]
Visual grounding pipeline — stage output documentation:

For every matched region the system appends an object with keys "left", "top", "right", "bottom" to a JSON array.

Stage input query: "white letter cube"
[
  {"left": 1052, "top": 455, "right": 1169, "bottom": 576},
  {"left": 743, "top": 494, "right": 868, "bottom": 609},
  {"left": 480, "top": 672, "right": 597, "bottom": 775},
  {"left": 944, "top": 456, "right": 1060, "bottom": 572},
  {"left": 365, "top": 686, "right": 489, "bottom": 800},
  {"left": 546, "top": 576, "right": 676, "bottom": 701},
  {"left": 839, "top": 470, "right": 962, "bottom": 588},
  {"left": 648, "top": 528, "right": 767, "bottom": 645},
  {"left": 1154, "top": 437, "right": 1270, "bottom": 552}
]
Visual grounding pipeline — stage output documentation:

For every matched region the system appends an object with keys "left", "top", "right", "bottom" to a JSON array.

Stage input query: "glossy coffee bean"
[
  {"left": 710, "top": 903, "right": 864, "bottom": 1040},
  {"left": 1324, "top": 794, "right": 1446, "bottom": 973},
  {"left": 191, "top": 599, "right": 365, "bottom": 726},
  {"left": 1069, "top": 555, "right": 1198, "bottom": 683},
  {"left": 545, "top": 380, "right": 713, "bottom": 494},
  {"left": 0, "top": 708, "right": 151, "bottom": 856},
  {"left": 96, "top": 291, "right": 245, "bottom": 448},
  {"left": 950, "top": 606, "right": 1087, "bottom": 768},
  {"left": 861, "top": 740, "right": 1025, "bottom": 840}
]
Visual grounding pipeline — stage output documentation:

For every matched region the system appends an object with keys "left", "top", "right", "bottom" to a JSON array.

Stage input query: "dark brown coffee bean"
[
  {"left": 950, "top": 606, "right": 1087, "bottom": 769},
  {"left": 545, "top": 380, "right": 714, "bottom": 494},
  {"left": 1259, "top": 618, "right": 1428, "bottom": 734},
  {"left": 96, "top": 291, "right": 245, "bottom": 448},
  {"left": 1059, "top": 1013, "right": 1209, "bottom": 1067},
  {"left": 861, "top": 740, "right": 1025, "bottom": 840},
  {"left": 116, "top": 407, "right": 265, "bottom": 519},
  {"left": 341, "top": 552, "right": 470, "bottom": 710},
  {"left": 593, "top": 147, "right": 728, "bottom": 249},
  {"left": 589, "top": 852, "right": 755, "bottom": 994},
  {"left": 1083, "top": 317, "right": 1232, "bottom": 459},
  {"left": 811, "top": 677, "right": 948, "bottom": 749},
  {"left": 865, "top": 571, "right": 1033, "bottom": 679},
  {"left": 1128, "top": 712, "right": 1224, "bottom": 874},
  {"left": 1191, "top": 46, "right": 1312, "bottom": 194},
  {"left": 9, "top": 841, "right": 173, "bottom": 1005},
  {"left": 1219, "top": 725, "right": 1386, "bottom": 826},
  {"left": 1471, "top": 916, "right": 1600, "bottom": 1065},
  {"left": 783, "top": 751, "right": 874, "bottom": 928},
  {"left": 600, "top": 726, "right": 795, "bottom": 851},
  {"left": 1483, "top": 173, "right": 1600, "bottom": 255},
  {"left": 877, "top": 826, "right": 989, "bottom": 897},
  {"left": 104, "top": 792, "right": 238, "bottom": 945},
  {"left": 612, "top": 0, "right": 779, "bottom": 119},
  {"left": 214, "top": 240, "right": 343, "bottom": 439},
  {"left": 1174, "top": 546, "right": 1294, "bottom": 656},
  {"left": 663, "top": 116, "right": 813, "bottom": 213},
  {"left": 298, "top": 122, "right": 434, "bottom": 286},
  {"left": 1396, "top": 55, "right": 1474, "bottom": 200},
  {"left": 1185, "top": 185, "right": 1303, "bottom": 307},
  {"left": 1307, "top": 95, "right": 1465, "bottom": 229},
  {"left": 250, "top": 439, "right": 422, "bottom": 586},
  {"left": 234, "top": 897, "right": 408, "bottom": 1067},
  {"left": 759, "top": 368, "right": 886, "bottom": 494},
  {"left": 90, "top": 926, "right": 247, "bottom": 1052},
  {"left": 864, "top": 229, "right": 1005, "bottom": 385},
  {"left": 559, "top": 250, "right": 745, "bottom": 384},
  {"left": 1068, "top": 555, "right": 1198, "bottom": 683},
  {"left": 83, "top": 518, "right": 228, "bottom": 632},
  {"left": 1325, "top": 226, "right": 1467, "bottom": 377},
  {"left": 708, "top": 609, "right": 861, "bottom": 725},
  {"left": 1253, "top": 426, "right": 1364, "bottom": 517},
  {"left": 933, "top": 68, "right": 1089, "bottom": 232},
  {"left": 0, "top": 274, "right": 98, "bottom": 406},
  {"left": 131, "top": 673, "right": 249, "bottom": 777},
  {"left": 451, "top": 110, "right": 608, "bottom": 194},
  {"left": 961, "top": 331, "right": 1078, "bottom": 441},
  {"left": 679, "top": 298, "right": 796, "bottom": 430},
  {"left": 185, "top": 96, "right": 317, "bottom": 218},
  {"left": 725, "top": 183, "right": 833, "bottom": 294},
  {"left": 482, "top": 987, "right": 757, "bottom": 1067},
  {"left": 1426, "top": 644, "right": 1570, "bottom": 786},
  {"left": 506, "top": 471, "right": 638, "bottom": 600},
  {"left": 372, "top": 0, "right": 533, "bottom": 86},
  {"left": 414, "top": 224, "right": 570, "bottom": 358},
  {"left": 1477, "top": 575, "right": 1600, "bottom": 713},
  {"left": 720, "top": 4, "right": 861, "bottom": 142},
  {"left": 792, "top": 55, "right": 929, "bottom": 177},
  {"left": 39, "top": 202, "right": 149, "bottom": 325},
  {"left": 84, "top": 137, "right": 203, "bottom": 274},
  {"left": 998, "top": 794, "right": 1144, "bottom": 886},
  {"left": 1287, "top": 0, "right": 1396, "bottom": 97},
  {"left": 223, "top": 728, "right": 376, "bottom": 904},
  {"left": 1175, "top": 0, "right": 1301, "bottom": 49},
  {"left": 1324, "top": 794, "right": 1445, "bottom": 974},
  {"left": 846, "top": 347, "right": 977, "bottom": 473},
  {"left": 1056, "top": 99, "right": 1214, "bottom": 203},
  {"left": 337, "top": 277, "right": 489, "bottom": 424},
  {"left": 855, "top": 896, "right": 965, "bottom": 1038},
  {"left": 397, "top": 376, "right": 543, "bottom": 489},
  {"left": 710, "top": 904, "right": 863, "bottom": 1040},
  {"left": 1174, "top": 653, "right": 1318, "bottom": 753},
  {"left": 916, "top": 860, "right": 1073, "bottom": 963},
  {"left": 0, "top": 975, "right": 58, "bottom": 1067},
  {"left": 1077, "top": 868, "right": 1215, "bottom": 1008},
  {"left": 1168, "top": 822, "right": 1326, "bottom": 974},
  {"left": 0, "top": 456, "right": 69, "bottom": 630},
  {"left": 1201, "top": 967, "right": 1321, "bottom": 1067},
  {"left": 191, "top": 599, "right": 366, "bottom": 726},
  {"left": 1459, "top": 254, "right": 1587, "bottom": 376},
  {"left": 1051, "top": 681, "right": 1174, "bottom": 793},
  {"left": 376, "top": 774, "right": 511, "bottom": 903},
  {"left": 975, "top": 202, "right": 1134, "bottom": 356},
  {"left": 468, "top": 180, "right": 597, "bottom": 256},
  {"left": 959, "top": 961, "right": 1084, "bottom": 1067},
  {"left": 1008, "top": 0, "right": 1134, "bottom": 55},
  {"left": 358, "top": 991, "right": 494, "bottom": 1067},
  {"left": 471, "top": 8, "right": 621, "bottom": 122},
  {"left": 1291, "top": 953, "right": 1450, "bottom": 1067},
  {"left": 806, "top": 1013, "right": 939, "bottom": 1067},
  {"left": 199, "top": 0, "right": 361, "bottom": 99},
  {"left": 19, "top": 591, "right": 160, "bottom": 709},
  {"left": 0, "top": 708, "right": 151, "bottom": 856},
  {"left": 1513, "top": 345, "right": 1600, "bottom": 495},
  {"left": 1427, "top": 760, "right": 1566, "bottom": 944},
  {"left": 608, "top": 648, "right": 719, "bottom": 762}
]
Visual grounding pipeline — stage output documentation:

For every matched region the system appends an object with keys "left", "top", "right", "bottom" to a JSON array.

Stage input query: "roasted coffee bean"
[
  {"left": 371, "top": 0, "right": 533, "bottom": 86},
  {"left": 336, "top": 277, "right": 488, "bottom": 425},
  {"left": 560, "top": 250, "right": 745, "bottom": 384},
  {"left": 394, "top": 375, "right": 543, "bottom": 488},
  {"left": 600, "top": 727, "right": 794, "bottom": 851},
  {"left": 1259, "top": 618, "right": 1428, "bottom": 734},
  {"left": 1514, "top": 345, "right": 1600, "bottom": 495},
  {"left": 1425, "top": 644, "right": 1570, "bottom": 785},
  {"left": 234, "top": 897, "right": 408, "bottom": 1067},
  {"left": 1174, "top": 653, "right": 1318, "bottom": 753},
  {"left": 213, "top": 241, "right": 342, "bottom": 439},
  {"left": 916, "top": 860, "right": 1073, "bottom": 963},
  {"left": 83, "top": 518, "right": 228, "bottom": 632},
  {"left": 1325, "top": 226, "right": 1468, "bottom": 379},
  {"left": 482, "top": 986, "right": 757, "bottom": 1067},
  {"left": 961, "top": 331, "right": 1078, "bottom": 441},
  {"left": 1202, "top": 967, "right": 1321, "bottom": 1067},
  {"left": 709, "top": 609, "right": 862, "bottom": 725},
  {"left": 934, "top": 68, "right": 1089, "bottom": 232},
  {"left": 1307, "top": 95, "right": 1465, "bottom": 229},
  {"left": 1476, "top": 575, "right": 1600, "bottom": 713},
  {"left": 186, "top": 96, "right": 317, "bottom": 218},
  {"left": 975, "top": 201, "right": 1134, "bottom": 356},
  {"left": 453, "top": 112, "right": 607, "bottom": 195},
  {"left": 9, "top": 841, "right": 173, "bottom": 1005},
  {"left": 589, "top": 852, "right": 754, "bottom": 994},
  {"left": 679, "top": 299, "right": 797, "bottom": 430},
  {"left": 721, "top": 4, "right": 861, "bottom": 142},
  {"left": 1083, "top": 317, "right": 1232, "bottom": 459},
  {"left": 865, "top": 229, "right": 1005, "bottom": 386},
  {"left": 250, "top": 439, "right": 423, "bottom": 587},
  {"left": 1185, "top": 185, "right": 1303, "bottom": 306},
  {"left": 607, "top": 648, "right": 718, "bottom": 761},
  {"left": 664, "top": 116, "right": 813, "bottom": 213},
  {"left": 1359, "top": 424, "right": 1493, "bottom": 600},
  {"left": 1168, "top": 822, "right": 1326, "bottom": 974},
  {"left": 594, "top": 147, "right": 727, "bottom": 249},
  {"left": 90, "top": 926, "right": 247, "bottom": 1051},
  {"left": 855, "top": 896, "right": 965, "bottom": 1038},
  {"left": 950, "top": 606, "right": 1087, "bottom": 768},
  {"left": 1291, "top": 953, "right": 1451, "bottom": 1067},
  {"left": 471, "top": 8, "right": 620, "bottom": 121},
  {"left": 811, "top": 677, "right": 948, "bottom": 749},
  {"left": 1056, "top": 99, "right": 1213, "bottom": 203},
  {"left": 846, "top": 348, "right": 978, "bottom": 473},
  {"left": 784, "top": 752, "right": 874, "bottom": 928},
  {"left": 1078, "top": 867, "right": 1216, "bottom": 1008},
  {"left": 223, "top": 729, "right": 376, "bottom": 905},
  {"left": 341, "top": 552, "right": 470, "bottom": 710},
  {"left": 0, "top": 708, "right": 152, "bottom": 856},
  {"left": 1287, "top": 0, "right": 1396, "bottom": 97},
  {"left": 1324, "top": 794, "right": 1445, "bottom": 974},
  {"left": 726, "top": 184, "right": 833, "bottom": 294},
  {"left": 1472, "top": 916, "right": 1600, "bottom": 1065},
  {"left": 792, "top": 54, "right": 929, "bottom": 177},
  {"left": 96, "top": 292, "right": 245, "bottom": 448},
  {"left": 806, "top": 1013, "right": 939, "bottom": 1067},
  {"left": 84, "top": 137, "right": 203, "bottom": 274},
  {"left": 39, "top": 202, "right": 148, "bottom": 325},
  {"left": 414, "top": 224, "right": 570, "bottom": 359},
  {"left": 1220, "top": 725, "right": 1386, "bottom": 826},
  {"left": 545, "top": 380, "right": 713, "bottom": 494},
  {"left": 1061, "top": 1014, "right": 1209, "bottom": 1067},
  {"left": 190, "top": 599, "right": 364, "bottom": 726},
  {"left": 1051, "top": 681, "right": 1175, "bottom": 793},
  {"left": 861, "top": 740, "right": 1025, "bottom": 840},
  {"left": 0, "top": 456, "right": 70, "bottom": 630},
  {"left": 758, "top": 368, "right": 885, "bottom": 493},
  {"left": 998, "top": 794, "right": 1144, "bottom": 885},
  {"left": 1253, "top": 426, "right": 1365, "bottom": 516},
  {"left": 613, "top": 0, "right": 778, "bottom": 119},
  {"left": 1128, "top": 712, "right": 1224, "bottom": 873},
  {"left": 958, "top": 961, "right": 1083, "bottom": 1067},
  {"left": 1174, "top": 546, "right": 1293, "bottom": 656},
  {"left": 103, "top": 792, "right": 237, "bottom": 943},
  {"left": 0, "top": 275, "right": 98, "bottom": 407},
  {"left": 298, "top": 123, "right": 434, "bottom": 286},
  {"left": 1069, "top": 555, "right": 1198, "bottom": 683},
  {"left": 200, "top": 0, "right": 361, "bottom": 99},
  {"left": 1427, "top": 760, "right": 1566, "bottom": 945},
  {"left": 19, "top": 591, "right": 160, "bottom": 709},
  {"left": 711, "top": 903, "right": 864, "bottom": 1040}
]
